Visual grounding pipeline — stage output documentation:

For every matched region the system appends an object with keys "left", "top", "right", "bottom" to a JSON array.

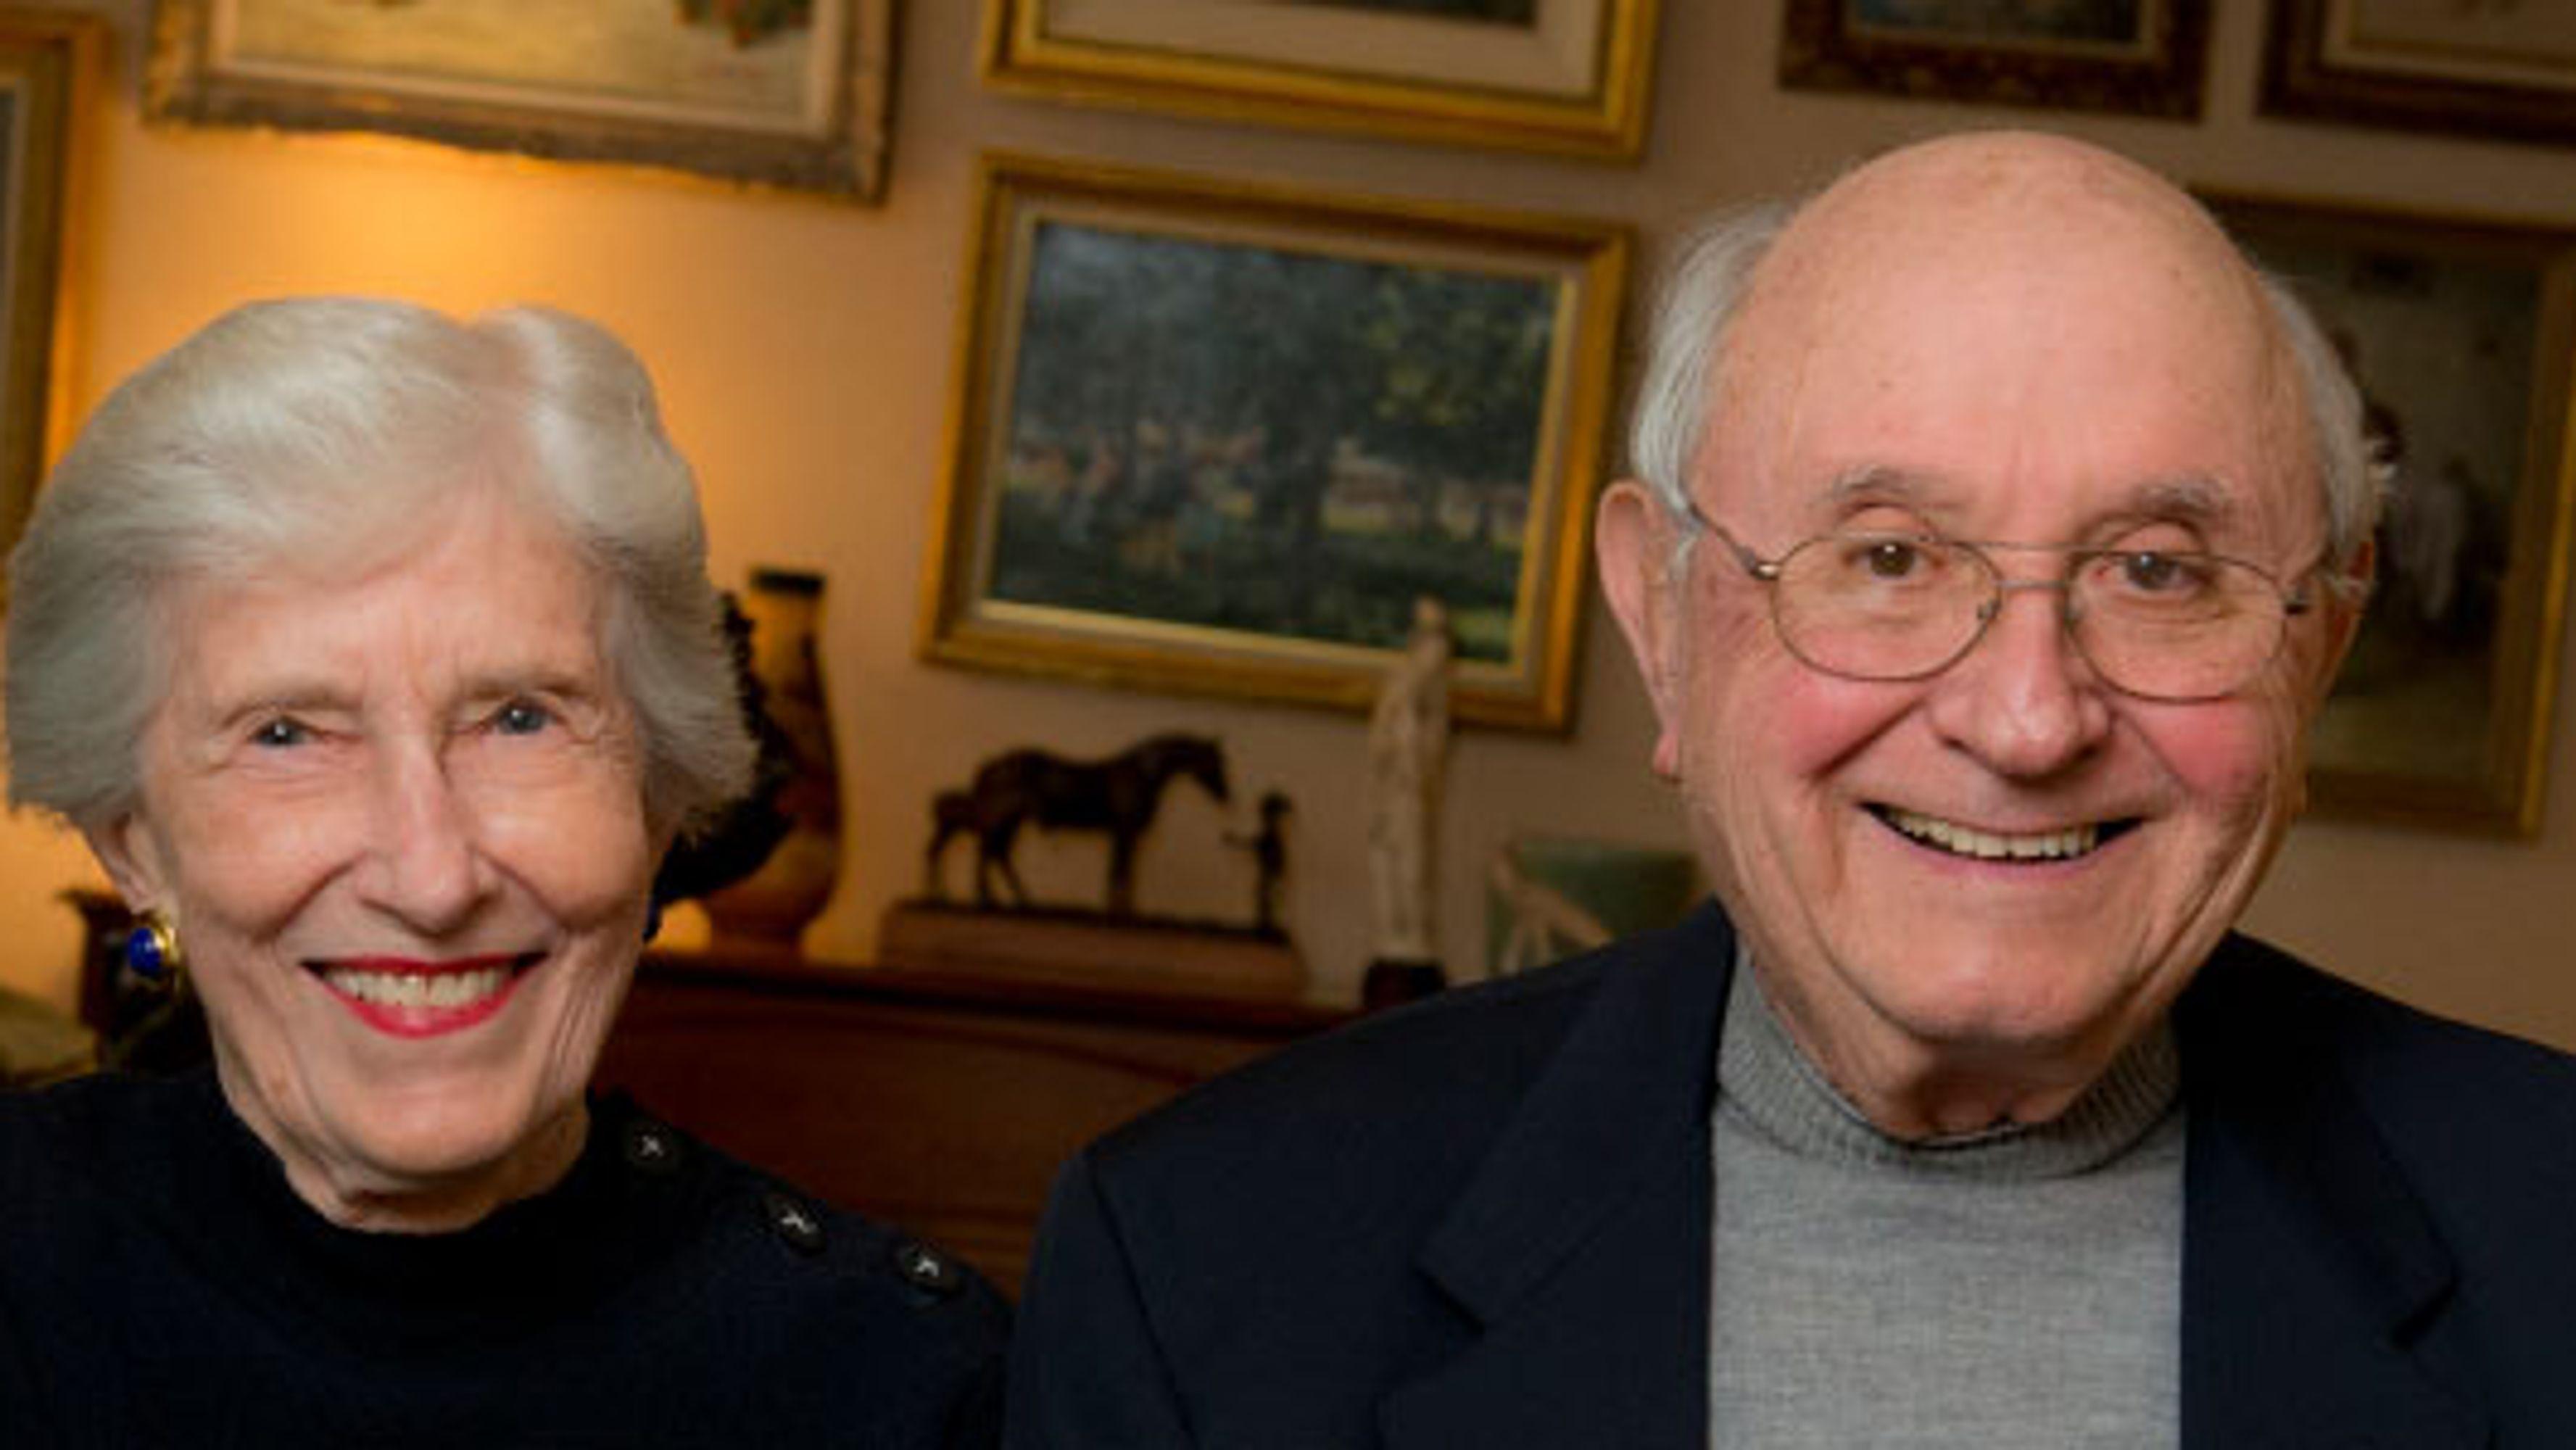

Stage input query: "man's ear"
[
  {"left": 83, "top": 812, "right": 171, "bottom": 914},
  {"left": 2314, "top": 534, "right": 2377, "bottom": 699},
  {"left": 1596, "top": 478, "right": 1687, "bottom": 779}
]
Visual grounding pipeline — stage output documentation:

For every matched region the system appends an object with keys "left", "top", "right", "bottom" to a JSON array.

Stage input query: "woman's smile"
[{"left": 309, "top": 951, "right": 542, "bottom": 1038}]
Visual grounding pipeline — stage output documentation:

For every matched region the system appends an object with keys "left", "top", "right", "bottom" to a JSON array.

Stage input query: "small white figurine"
[{"left": 1367, "top": 597, "right": 1452, "bottom": 967}]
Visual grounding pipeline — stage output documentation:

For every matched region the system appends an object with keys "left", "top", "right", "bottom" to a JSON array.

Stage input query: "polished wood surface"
[{"left": 599, "top": 947, "right": 1351, "bottom": 1291}]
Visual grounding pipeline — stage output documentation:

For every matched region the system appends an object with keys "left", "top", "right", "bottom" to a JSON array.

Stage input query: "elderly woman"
[{"left": 0, "top": 299, "right": 1006, "bottom": 1445}]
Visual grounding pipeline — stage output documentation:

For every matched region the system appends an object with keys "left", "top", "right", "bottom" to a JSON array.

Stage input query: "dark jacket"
[
  {"left": 0, "top": 1070, "right": 1008, "bottom": 1449},
  {"left": 1006, "top": 903, "right": 2576, "bottom": 1447}
]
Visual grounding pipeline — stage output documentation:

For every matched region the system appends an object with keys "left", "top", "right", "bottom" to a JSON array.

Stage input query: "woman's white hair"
[
  {"left": 1625, "top": 197, "right": 2384, "bottom": 589},
  {"left": 5, "top": 297, "right": 754, "bottom": 835}
]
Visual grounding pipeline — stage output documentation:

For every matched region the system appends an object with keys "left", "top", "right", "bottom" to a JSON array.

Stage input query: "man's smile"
[{"left": 1869, "top": 805, "right": 2140, "bottom": 863}]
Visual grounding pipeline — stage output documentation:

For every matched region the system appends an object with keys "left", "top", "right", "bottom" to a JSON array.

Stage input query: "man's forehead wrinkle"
[
  {"left": 1807, "top": 465, "right": 2245, "bottom": 534},
  {"left": 1822, "top": 465, "right": 1956, "bottom": 513}
]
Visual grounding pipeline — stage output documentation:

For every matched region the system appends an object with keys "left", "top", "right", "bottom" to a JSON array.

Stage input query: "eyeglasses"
[{"left": 1680, "top": 501, "right": 2316, "bottom": 703}]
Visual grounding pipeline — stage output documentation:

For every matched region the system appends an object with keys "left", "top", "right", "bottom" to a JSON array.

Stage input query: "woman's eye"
[
  {"left": 249, "top": 718, "right": 310, "bottom": 749},
  {"left": 492, "top": 700, "right": 554, "bottom": 737}
]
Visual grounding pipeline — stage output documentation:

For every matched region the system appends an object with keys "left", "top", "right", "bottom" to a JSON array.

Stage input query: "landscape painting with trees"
[
  {"left": 990, "top": 219, "right": 1553, "bottom": 663},
  {"left": 924, "top": 157, "right": 1628, "bottom": 729}
]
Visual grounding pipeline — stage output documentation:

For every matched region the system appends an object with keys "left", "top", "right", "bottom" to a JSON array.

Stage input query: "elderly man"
[{"left": 1003, "top": 133, "right": 2576, "bottom": 1447}]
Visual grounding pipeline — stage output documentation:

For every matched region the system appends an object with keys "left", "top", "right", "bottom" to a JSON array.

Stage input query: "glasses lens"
[
  {"left": 1760, "top": 535, "right": 2292, "bottom": 699},
  {"left": 1771, "top": 534, "right": 1990, "bottom": 681},
  {"left": 2071, "top": 551, "right": 2287, "bottom": 700}
]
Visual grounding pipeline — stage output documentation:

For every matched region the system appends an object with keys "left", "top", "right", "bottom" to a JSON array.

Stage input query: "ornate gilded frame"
[
  {"left": 979, "top": 0, "right": 1658, "bottom": 160},
  {"left": 919, "top": 152, "right": 1629, "bottom": 732},
  {"left": 0, "top": 11, "right": 96, "bottom": 587},
  {"left": 1780, "top": 0, "right": 2209, "bottom": 117},
  {"left": 146, "top": 0, "right": 897, "bottom": 199},
  {"left": 2217, "top": 194, "right": 2576, "bottom": 836},
  {"left": 2263, "top": 0, "right": 2576, "bottom": 145}
]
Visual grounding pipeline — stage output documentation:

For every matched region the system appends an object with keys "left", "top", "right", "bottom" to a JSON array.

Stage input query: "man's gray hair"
[
  {"left": 5, "top": 297, "right": 755, "bottom": 835},
  {"left": 1625, "top": 199, "right": 2384, "bottom": 587}
]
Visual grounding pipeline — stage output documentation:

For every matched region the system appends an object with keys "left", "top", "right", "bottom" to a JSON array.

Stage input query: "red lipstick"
[{"left": 310, "top": 954, "right": 531, "bottom": 1040}]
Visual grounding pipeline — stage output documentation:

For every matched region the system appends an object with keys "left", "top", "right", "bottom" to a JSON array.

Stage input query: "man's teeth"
[
  {"left": 1884, "top": 807, "right": 2100, "bottom": 861},
  {"left": 323, "top": 966, "right": 510, "bottom": 1009}
]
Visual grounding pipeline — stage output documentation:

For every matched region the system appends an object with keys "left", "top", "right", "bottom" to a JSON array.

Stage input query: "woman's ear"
[{"left": 83, "top": 812, "right": 172, "bottom": 913}]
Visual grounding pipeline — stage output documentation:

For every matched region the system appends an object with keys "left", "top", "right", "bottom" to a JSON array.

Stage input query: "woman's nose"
[{"left": 357, "top": 744, "right": 496, "bottom": 932}]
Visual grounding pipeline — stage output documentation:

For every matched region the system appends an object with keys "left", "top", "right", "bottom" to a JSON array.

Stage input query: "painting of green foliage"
[
  {"left": 925, "top": 157, "right": 1625, "bottom": 729},
  {"left": 987, "top": 220, "right": 1557, "bottom": 664}
]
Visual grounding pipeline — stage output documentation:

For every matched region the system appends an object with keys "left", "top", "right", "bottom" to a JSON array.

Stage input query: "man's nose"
[
  {"left": 1922, "top": 580, "right": 2112, "bottom": 779},
  {"left": 357, "top": 744, "right": 496, "bottom": 932}
]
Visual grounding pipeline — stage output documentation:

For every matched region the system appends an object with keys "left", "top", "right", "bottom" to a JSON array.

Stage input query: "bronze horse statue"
[{"left": 927, "top": 733, "right": 1229, "bottom": 916}]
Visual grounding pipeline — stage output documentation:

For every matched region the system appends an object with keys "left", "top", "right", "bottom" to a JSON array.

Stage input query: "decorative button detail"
[
  {"left": 766, "top": 1191, "right": 827, "bottom": 1255},
  {"left": 893, "top": 1238, "right": 964, "bottom": 1298},
  {"left": 622, "top": 1120, "right": 682, "bottom": 1175}
]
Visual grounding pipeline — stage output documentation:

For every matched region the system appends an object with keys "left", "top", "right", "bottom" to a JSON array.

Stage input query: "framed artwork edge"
[
  {"left": 916, "top": 150, "right": 1633, "bottom": 734},
  {"left": 976, "top": 0, "right": 1658, "bottom": 162},
  {"left": 2208, "top": 188, "right": 2576, "bottom": 837},
  {"left": 143, "top": 0, "right": 898, "bottom": 202},
  {"left": 0, "top": 9, "right": 102, "bottom": 601},
  {"left": 2260, "top": 0, "right": 2576, "bottom": 146},
  {"left": 1777, "top": 0, "right": 2211, "bottom": 120}
]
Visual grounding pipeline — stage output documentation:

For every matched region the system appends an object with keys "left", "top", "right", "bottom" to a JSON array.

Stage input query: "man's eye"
[
  {"left": 492, "top": 700, "right": 554, "bottom": 736},
  {"left": 1864, "top": 541, "right": 1921, "bottom": 579},
  {"left": 249, "top": 718, "right": 310, "bottom": 749},
  {"left": 1837, "top": 536, "right": 1935, "bottom": 581},
  {"left": 2115, "top": 551, "right": 2207, "bottom": 594}
]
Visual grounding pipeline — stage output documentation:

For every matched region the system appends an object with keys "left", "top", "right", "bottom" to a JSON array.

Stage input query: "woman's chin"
[{"left": 299, "top": 1092, "right": 587, "bottom": 1226}]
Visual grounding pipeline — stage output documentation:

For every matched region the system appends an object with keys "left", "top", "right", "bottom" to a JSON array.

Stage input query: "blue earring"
[{"left": 124, "top": 911, "right": 185, "bottom": 990}]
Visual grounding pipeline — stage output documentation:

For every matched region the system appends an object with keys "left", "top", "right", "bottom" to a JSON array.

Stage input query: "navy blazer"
[{"left": 1005, "top": 905, "right": 2576, "bottom": 1448}]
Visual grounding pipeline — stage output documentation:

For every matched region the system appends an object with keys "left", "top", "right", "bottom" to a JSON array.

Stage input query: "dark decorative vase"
[{"left": 703, "top": 569, "right": 842, "bottom": 948}]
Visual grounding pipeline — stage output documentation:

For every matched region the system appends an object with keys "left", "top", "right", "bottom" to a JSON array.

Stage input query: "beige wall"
[{"left": 5, "top": 0, "right": 2574, "bottom": 1048}]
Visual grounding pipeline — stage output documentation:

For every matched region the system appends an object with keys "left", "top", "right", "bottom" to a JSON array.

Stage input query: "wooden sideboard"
[
  {"left": 68, "top": 891, "right": 1351, "bottom": 1294},
  {"left": 600, "top": 949, "right": 1351, "bottom": 1292}
]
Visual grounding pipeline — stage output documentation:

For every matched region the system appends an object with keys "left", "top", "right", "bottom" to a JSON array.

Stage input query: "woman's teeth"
[
  {"left": 1881, "top": 806, "right": 2101, "bottom": 861},
  {"left": 323, "top": 966, "right": 511, "bottom": 1009}
]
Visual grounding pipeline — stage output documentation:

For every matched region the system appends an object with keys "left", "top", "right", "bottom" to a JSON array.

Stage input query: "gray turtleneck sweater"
[{"left": 1708, "top": 959, "right": 2184, "bottom": 1448}]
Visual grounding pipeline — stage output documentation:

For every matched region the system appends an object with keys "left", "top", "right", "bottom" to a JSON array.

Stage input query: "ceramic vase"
[{"left": 704, "top": 569, "right": 843, "bottom": 948}]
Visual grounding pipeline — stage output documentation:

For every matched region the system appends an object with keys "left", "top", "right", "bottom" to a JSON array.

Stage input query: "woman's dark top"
[{"left": 0, "top": 1069, "right": 1007, "bottom": 1448}]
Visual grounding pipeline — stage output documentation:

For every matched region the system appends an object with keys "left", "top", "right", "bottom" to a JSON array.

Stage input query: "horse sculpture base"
[{"left": 878, "top": 899, "right": 1304, "bottom": 1003}]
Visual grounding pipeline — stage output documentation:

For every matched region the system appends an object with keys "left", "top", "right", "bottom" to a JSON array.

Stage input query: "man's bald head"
[{"left": 1626, "top": 131, "right": 2377, "bottom": 575}]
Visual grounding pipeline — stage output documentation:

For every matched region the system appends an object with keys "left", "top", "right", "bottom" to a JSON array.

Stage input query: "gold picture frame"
[
  {"left": 1780, "top": 0, "right": 2210, "bottom": 117},
  {"left": 146, "top": 0, "right": 897, "bottom": 199},
  {"left": 920, "top": 152, "right": 1629, "bottom": 732},
  {"left": 0, "top": 11, "right": 98, "bottom": 587},
  {"left": 2217, "top": 195, "right": 2576, "bottom": 836},
  {"left": 2264, "top": 0, "right": 2576, "bottom": 145},
  {"left": 979, "top": 0, "right": 1659, "bottom": 160}
]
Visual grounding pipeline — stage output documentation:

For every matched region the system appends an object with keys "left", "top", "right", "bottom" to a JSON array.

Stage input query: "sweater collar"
[{"left": 1717, "top": 949, "right": 2182, "bottom": 1180}]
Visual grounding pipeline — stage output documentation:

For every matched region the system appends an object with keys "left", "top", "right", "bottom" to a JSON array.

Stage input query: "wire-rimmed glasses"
[{"left": 1680, "top": 501, "right": 2316, "bottom": 703}]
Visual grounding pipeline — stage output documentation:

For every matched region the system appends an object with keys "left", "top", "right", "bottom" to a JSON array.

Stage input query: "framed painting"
[
  {"left": 2264, "top": 0, "right": 2576, "bottom": 144},
  {"left": 2216, "top": 196, "right": 2576, "bottom": 835},
  {"left": 145, "top": 0, "right": 896, "bottom": 199},
  {"left": 920, "top": 152, "right": 1628, "bottom": 732},
  {"left": 0, "top": 12, "right": 97, "bottom": 589},
  {"left": 1780, "top": 0, "right": 2209, "bottom": 117},
  {"left": 978, "top": 0, "right": 1660, "bottom": 160}
]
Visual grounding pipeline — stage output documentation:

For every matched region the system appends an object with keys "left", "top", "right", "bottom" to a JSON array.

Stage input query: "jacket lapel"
[
  {"left": 1372, "top": 921, "right": 2493, "bottom": 1449},
  {"left": 2178, "top": 939, "right": 2489, "bottom": 1449},
  {"left": 1378, "top": 908, "right": 1734, "bottom": 1450}
]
